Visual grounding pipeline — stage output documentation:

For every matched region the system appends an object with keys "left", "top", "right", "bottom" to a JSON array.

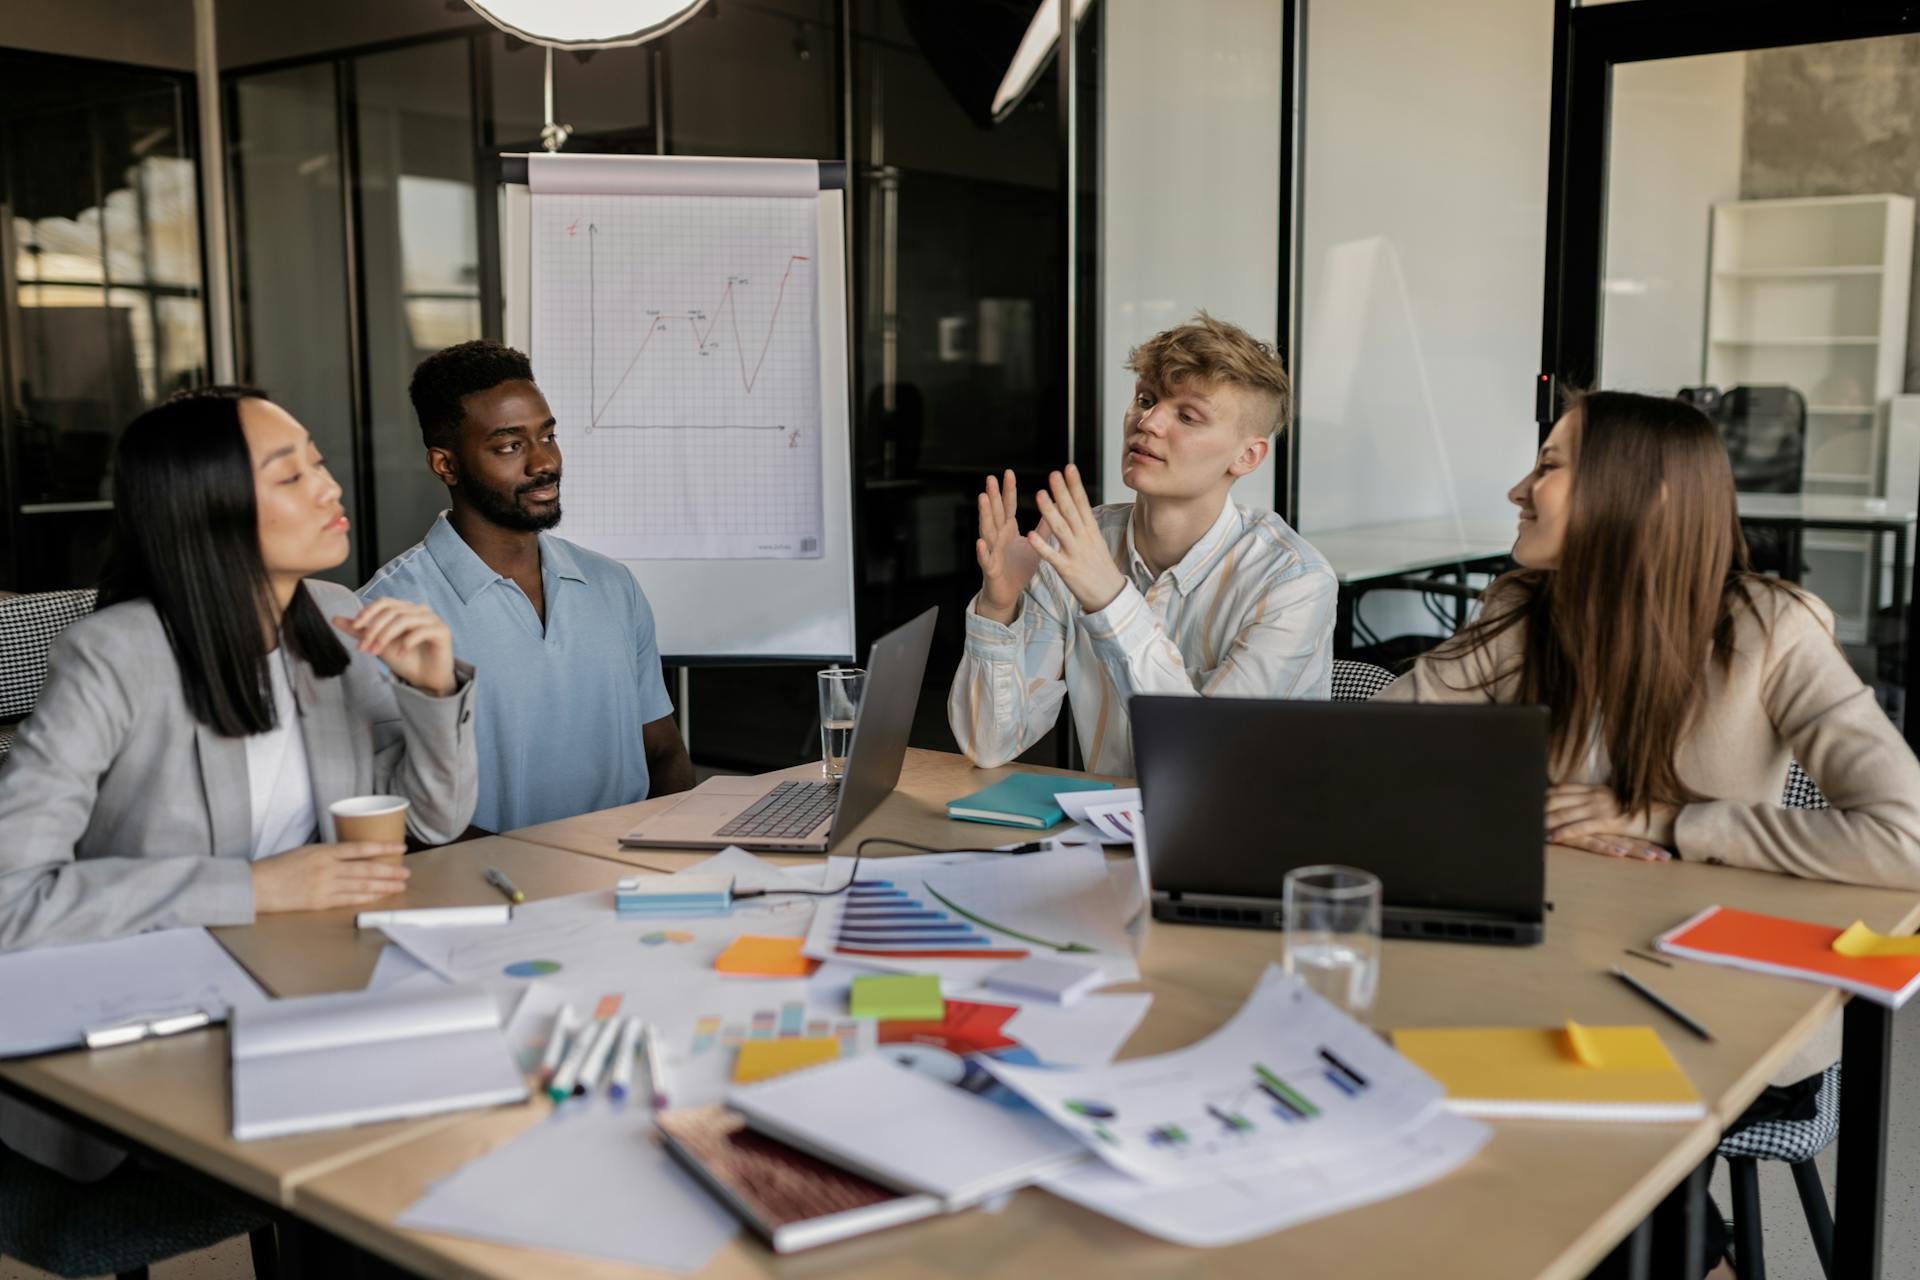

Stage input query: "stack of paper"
[
  {"left": 0, "top": 928, "right": 268, "bottom": 1059},
  {"left": 1392, "top": 1023, "right": 1704, "bottom": 1121},
  {"left": 617, "top": 874, "right": 734, "bottom": 917},
  {"left": 1655, "top": 905, "right": 1920, "bottom": 1007}
]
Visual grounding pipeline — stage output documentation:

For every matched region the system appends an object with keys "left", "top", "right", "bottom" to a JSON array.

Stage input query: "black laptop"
[{"left": 1131, "top": 696, "right": 1549, "bottom": 945}]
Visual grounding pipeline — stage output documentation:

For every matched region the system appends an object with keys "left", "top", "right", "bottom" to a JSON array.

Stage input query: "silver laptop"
[{"left": 619, "top": 607, "right": 937, "bottom": 852}]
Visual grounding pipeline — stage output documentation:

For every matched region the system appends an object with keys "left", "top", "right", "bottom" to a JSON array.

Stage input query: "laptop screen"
[{"left": 828, "top": 607, "right": 937, "bottom": 837}]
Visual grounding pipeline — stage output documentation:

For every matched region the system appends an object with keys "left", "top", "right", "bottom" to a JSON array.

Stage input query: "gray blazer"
[{"left": 0, "top": 578, "right": 479, "bottom": 951}]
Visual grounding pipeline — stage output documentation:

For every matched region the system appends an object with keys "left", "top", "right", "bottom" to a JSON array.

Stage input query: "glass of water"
[
  {"left": 817, "top": 668, "right": 866, "bottom": 780},
  {"left": 1282, "top": 864, "right": 1382, "bottom": 1020}
]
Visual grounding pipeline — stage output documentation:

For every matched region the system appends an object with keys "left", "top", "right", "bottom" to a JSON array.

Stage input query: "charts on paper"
[{"left": 533, "top": 192, "right": 824, "bottom": 560}]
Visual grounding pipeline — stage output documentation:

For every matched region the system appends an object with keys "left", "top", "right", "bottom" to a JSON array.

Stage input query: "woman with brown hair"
[
  {"left": 1379, "top": 388, "right": 1920, "bottom": 882},
  {"left": 1379, "top": 389, "right": 1920, "bottom": 1278}
]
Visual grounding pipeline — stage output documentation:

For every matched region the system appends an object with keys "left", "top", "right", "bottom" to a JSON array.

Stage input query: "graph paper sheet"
[{"left": 531, "top": 158, "right": 824, "bottom": 561}]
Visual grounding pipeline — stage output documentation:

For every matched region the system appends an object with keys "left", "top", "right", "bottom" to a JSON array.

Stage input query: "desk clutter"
[{"left": 17, "top": 838, "right": 1920, "bottom": 1270}]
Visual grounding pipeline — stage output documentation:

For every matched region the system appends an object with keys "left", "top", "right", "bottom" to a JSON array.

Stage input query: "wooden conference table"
[{"left": 2, "top": 749, "right": 1915, "bottom": 1280}]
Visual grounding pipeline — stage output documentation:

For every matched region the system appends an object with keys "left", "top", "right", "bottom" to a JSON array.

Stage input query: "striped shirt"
[{"left": 949, "top": 500, "right": 1337, "bottom": 775}]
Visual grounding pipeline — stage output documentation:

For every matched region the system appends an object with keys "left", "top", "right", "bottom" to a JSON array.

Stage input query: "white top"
[
  {"left": 950, "top": 500, "right": 1337, "bottom": 776},
  {"left": 245, "top": 649, "right": 316, "bottom": 860}
]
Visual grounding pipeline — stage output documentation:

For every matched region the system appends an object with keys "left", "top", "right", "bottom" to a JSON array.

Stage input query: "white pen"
[
  {"left": 547, "top": 1016, "right": 601, "bottom": 1102},
  {"left": 576, "top": 1014, "right": 625, "bottom": 1096},
  {"left": 538, "top": 1004, "right": 578, "bottom": 1086},
  {"left": 640, "top": 1021, "right": 669, "bottom": 1111},
  {"left": 607, "top": 1016, "right": 641, "bottom": 1103},
  {"left": 354, "top": 905, "right": 510, "bottom": 929}
]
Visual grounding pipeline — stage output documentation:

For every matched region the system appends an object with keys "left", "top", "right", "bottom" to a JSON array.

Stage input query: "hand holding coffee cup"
[{"left": 330, "top": 795, "right": 411, "bottom": 862}]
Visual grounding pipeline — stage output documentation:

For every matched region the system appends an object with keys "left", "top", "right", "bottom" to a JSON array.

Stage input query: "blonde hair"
[{"left": 1126, "top": 311, "right": 1291, "bottom": 438}]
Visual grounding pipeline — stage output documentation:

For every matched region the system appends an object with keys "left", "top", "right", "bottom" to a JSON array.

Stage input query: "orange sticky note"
[
  {"left": 715, "top": 935, "right": 820, "bottom": 977},
  {"left": 732, "top": 1037, "right": 840, "bottom": 1083}
]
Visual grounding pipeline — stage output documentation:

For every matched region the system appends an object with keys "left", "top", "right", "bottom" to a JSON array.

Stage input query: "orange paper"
[
  {"left": 1657, "top": 905, "right": 1920, "bottom": 1005},
  {"left": 714, "top": 935, "right": 820, "bottom": 977}
]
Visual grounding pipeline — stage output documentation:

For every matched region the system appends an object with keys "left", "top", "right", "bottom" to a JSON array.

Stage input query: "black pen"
[{"left": 1610, "top": 966, "right": 1714, "bottom": 1042}]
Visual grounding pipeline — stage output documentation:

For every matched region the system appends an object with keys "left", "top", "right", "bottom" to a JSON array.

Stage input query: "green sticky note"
[{"left": 849, "top": 973, "right": 945, "bottom": 1021}]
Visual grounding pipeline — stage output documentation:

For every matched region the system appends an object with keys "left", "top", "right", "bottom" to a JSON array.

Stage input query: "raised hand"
[
  {"left": 1030, "top": 465, "right": 1127, "bottom": 614},
  {"left": 975, "top": 470, "right": 1043, "bottom": 625},
  {"left": 333, "top": 598, "right": 456, "bottom": 696}
]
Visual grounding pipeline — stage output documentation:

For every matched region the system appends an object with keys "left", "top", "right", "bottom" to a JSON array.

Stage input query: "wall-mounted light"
[
  {"left": 992, "top": 0, "right": 1094, "bottom": 121},
  {"left": 463, "top": 0, "right": 711, "bottom": 50}
]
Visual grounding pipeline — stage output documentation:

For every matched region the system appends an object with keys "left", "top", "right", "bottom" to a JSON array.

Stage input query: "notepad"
[
  {"left": 946, "top": 774, "right": 1113, "bottom": 829},
  {"left": 716, "top": 935, "right": 820, "bottom": 977},
  {"left": 1392, "top": 1023, "right": 1705, "bottom": 1121},
  {"left": 1654, "top": 905, "right": 1920, "bottom": 1008},
  {"left": 733, "top": 1037, "right": 842, "bottom": 1084},
  {"left": 728, "top": 1054, "right": 1086, "bottom": 1210},
  {"left": 229, "top": 983, "right": 528, "bottom": 1141},
  {"left": 849, "top": 974, "right": 944, "bottom": 1021},
  {"left": 657, "top": 1105, "right": 944, "bottom": 1253}
]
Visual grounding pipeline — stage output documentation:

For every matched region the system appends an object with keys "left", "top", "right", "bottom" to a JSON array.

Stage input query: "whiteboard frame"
[{"left": 501, "top": 165, "right": 857, "bottom": 665}]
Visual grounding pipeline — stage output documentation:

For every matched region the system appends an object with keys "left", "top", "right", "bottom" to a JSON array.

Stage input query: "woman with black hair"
[{"left": 0, "top": 386, "right": 479, "bottom": 953}]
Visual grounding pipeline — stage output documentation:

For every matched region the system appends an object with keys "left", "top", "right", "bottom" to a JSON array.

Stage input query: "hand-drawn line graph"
[
  {"left": 531, "top": 191, "right": 825, "bottom": 560},
  {"left": 584, "top": 221, "right": 811, "bottom": 430}
]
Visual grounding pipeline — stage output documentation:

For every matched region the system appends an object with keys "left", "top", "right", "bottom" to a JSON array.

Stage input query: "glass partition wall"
[
  {"left": 0, "top": 50, "right": 207, "bottom": 590},
  {"left": 1572, "top": 22, "right": 1920, "bottom": 739}
]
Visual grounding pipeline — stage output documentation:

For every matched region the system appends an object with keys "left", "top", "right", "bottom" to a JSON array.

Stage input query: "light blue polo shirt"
[{"left": 361, "top": 513, "right": 674, "bottom": 832}]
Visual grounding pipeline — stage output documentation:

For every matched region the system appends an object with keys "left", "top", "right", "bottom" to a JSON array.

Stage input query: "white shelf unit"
[{"left": 1706, "top": 194, "right": 1916, "bottom": 643}]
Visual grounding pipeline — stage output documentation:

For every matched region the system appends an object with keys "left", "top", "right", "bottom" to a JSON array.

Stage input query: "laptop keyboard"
[{"left": 715, "top": 780, "right": 839, "bottom": 840}]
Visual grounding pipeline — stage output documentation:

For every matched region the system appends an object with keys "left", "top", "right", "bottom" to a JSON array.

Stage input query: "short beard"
[{"left": 458, "top": 469, "right": 562, "bottom": 532}]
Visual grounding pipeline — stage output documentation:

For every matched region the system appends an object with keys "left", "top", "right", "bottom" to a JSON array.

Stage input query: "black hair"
[
  {"left": 408, "top": 340, "right": 537, "bottom": 449},
  {"left": 99, "top": 385, "right": 350, "bottom": 737}
]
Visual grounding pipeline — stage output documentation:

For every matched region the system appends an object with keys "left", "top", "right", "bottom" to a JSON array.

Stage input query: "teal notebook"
[{"left": 945, "top": 774, "right": 1114, "bottom": 829}]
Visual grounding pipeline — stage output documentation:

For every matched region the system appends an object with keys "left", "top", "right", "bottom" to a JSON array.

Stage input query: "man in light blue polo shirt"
[{"left": 362, "top": 340, "right": 693, "bottom": 832}]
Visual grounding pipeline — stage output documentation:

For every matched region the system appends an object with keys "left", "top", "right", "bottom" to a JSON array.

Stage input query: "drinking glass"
[
  {"left": 817, "top": 668, "right": 865, "bottom": 779},
  {"left": 1282, "top": 864, "right": 1382, "bottom": 1019}
]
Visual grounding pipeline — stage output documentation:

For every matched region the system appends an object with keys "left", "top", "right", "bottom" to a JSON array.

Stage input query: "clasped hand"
[{"left": 1548, "top": 783, "right": 1679, "bottom": 862}]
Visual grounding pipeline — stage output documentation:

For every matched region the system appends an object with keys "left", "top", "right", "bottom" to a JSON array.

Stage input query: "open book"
[{"left": 230, "top": 983, "right": 527, "bottom": 1141}]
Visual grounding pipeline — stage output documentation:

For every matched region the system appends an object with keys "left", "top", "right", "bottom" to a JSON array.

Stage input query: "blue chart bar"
[
  {"left": 839, "top": 924, "right": 976, "bottom": 934},
  {"left": 838, "top": 879, "right": 996, "bottom": 952},
  {"left": 1322, "top": 1069, "right": 1360, "bottom": 1097},
  {"left": 842, "top": 910, "right": 942, "bottom": 920}
]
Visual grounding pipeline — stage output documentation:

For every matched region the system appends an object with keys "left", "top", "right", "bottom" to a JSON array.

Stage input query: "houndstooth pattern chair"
[
  {"left": 0, "top": 588, "right": 96, "bottom": 764},
  {"left": 1330, "top": 659, "right": 1395, "bottom": 703},
  {"left": 1713, "top": 756, "right": 1843, "bottom": 1280}
]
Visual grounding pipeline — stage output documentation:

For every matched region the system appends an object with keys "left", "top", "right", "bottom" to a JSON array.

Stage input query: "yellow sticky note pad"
[
  {"left": 731, "top": 1037, "right": 841, "bottom": 1084},
  {"left": 1563, "top": 1022, "right": 1677, "bottom": 1072},
  {"left": 1831, "top": 921, "right": 1920, "bottom": 958},
  {"left": 715, "top": 935, "right": 820, "bottom": 977}
]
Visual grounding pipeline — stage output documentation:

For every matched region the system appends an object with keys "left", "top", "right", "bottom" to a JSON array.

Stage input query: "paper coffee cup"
[{"left": 329, "top": 795, "right": 409, "bottom": 863}]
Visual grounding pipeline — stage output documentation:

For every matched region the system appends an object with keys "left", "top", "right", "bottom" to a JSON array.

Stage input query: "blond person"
[{"left": 951, "top": 313, "right": 1335, "bottom": 774}]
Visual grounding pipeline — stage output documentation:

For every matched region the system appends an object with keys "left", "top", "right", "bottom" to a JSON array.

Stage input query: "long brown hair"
[{"left": 1432, "top": 390, "right": 1791, "bottom": 815}]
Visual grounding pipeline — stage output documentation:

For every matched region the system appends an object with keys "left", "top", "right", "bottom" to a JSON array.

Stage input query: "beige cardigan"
[
  {"left": 1378, "top": 581, "right": 1920, "bottom": 1084},
  {"left": 1378, "top": 581, "right": 1920, "bottom": 887}
]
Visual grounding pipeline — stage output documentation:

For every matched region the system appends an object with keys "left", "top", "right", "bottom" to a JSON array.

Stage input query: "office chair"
[
  {"left": 1330, "top": 659, "right": 1396, "bottom": 702},
  {"left": 0, "top": 1143, "right": 277, "bottom": 1280},
  {"left": 1712, "top": 768, "right": 1837, "bottom": 1280},
  {"left": 0, "top": 588, "right": 97, "bottom": 762},
  {"left": 1718, "top": 385, "right": 1810, "bottom": 581}
]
